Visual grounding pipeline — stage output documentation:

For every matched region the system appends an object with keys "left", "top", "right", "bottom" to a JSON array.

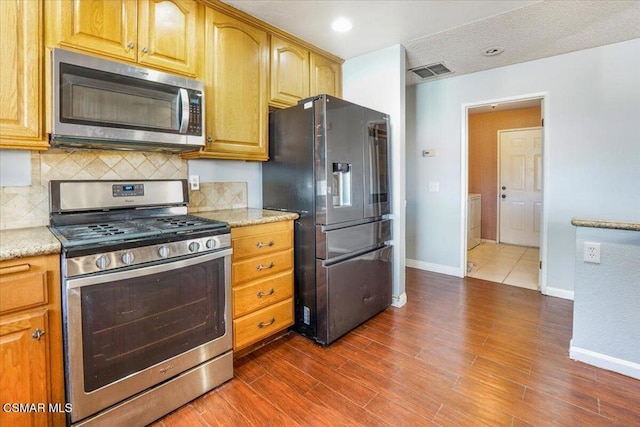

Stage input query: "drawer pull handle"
[
  {"left": 256, "top": 262, "right": 275, "bottom": 271},
  {"left": 257, "top": 288, "right": 275, "bottom": 298},
  {"left": 256, "top": 240, "right": 275, "bottom": 248},
  {"left": 0, "top": 264, "right": 31, "bottom": 275},
  {"left": 32, "top": 329, "right": 46, "bottom": 341},
  {"left": 258, "top": 317, "right": 275, "bottom": 328}
]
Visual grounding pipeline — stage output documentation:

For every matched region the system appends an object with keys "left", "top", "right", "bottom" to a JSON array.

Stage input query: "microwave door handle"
[{"left": 178, "top": 88, "right": 189, "bottom": 134}]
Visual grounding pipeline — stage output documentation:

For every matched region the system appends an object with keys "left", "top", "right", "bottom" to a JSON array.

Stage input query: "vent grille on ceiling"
[{"left": 410, "top": 62, "right": 453, "bottom": 79}]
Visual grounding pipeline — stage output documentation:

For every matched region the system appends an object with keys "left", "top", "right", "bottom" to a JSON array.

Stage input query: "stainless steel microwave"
[{"left": 51, "top": 48, "right": 205, "bottom": 152}]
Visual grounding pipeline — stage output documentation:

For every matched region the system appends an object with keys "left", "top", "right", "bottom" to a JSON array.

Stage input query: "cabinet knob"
[
  {"left": 207, "top": 135, "right": 213, "bottom": 143},
  {"left": 501, "top": 194, "right": 507, "bottom": 199},
  {"left": 141, "top": 47, "right": 148, "bottom": 54},
  {"left": 127, "top": 41, "right": 134, "bottom": 50},
  {"left": 258, "top": 317, "right": 275, "bottom": 328},
  {"left": 257, "top": 288, "right": 275, "bottom": 298},
  {"left": 32, "top": 329, "right": 46, "bottom": 341},
  {"left": 256, "top": 262, "right": 275, "bottom": 271}
]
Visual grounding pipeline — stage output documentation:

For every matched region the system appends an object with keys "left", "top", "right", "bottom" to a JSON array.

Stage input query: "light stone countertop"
[
  {"left": 0, "top": 226, "right": 61, "bottom": 262},
  {"left": 571, "top": 218, "right": 640, "bottom": 232},
  {"left": 0, "top": 209, "right": 298, "bottom": 262},
  {"left": 194, "top": 208, "right": 299, "bottom": 227}
]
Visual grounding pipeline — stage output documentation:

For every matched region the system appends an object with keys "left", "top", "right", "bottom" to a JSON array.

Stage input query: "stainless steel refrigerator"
[{"left": 263, "top": 95, "right": 393, "bottom": 345}]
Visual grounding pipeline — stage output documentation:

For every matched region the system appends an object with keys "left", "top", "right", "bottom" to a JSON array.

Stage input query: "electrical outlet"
[
  {"left": 189, "top": 175, "right": 200, "bottom": 191},
  {"left": 583, "top": 242, "right": 601, "bottom": 264}
]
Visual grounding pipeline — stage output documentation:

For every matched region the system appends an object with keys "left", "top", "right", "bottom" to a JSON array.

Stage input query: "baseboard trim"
[
  {"left": 543, "top": 286, "right": 574, "bottom": 300},
  {"left": 391, "top": 292, "right": 407, "bottom": 308},
  {"left": 405, "top": 259, "right": 464, "bottom": 278},
  {"left": 570, "top": 343, "right": 640, "bottom": 380}
]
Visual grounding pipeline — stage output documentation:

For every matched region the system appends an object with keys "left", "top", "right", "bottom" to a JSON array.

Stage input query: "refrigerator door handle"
[{"left": 321, "top": 244, "right": 392, "bottom": 267}]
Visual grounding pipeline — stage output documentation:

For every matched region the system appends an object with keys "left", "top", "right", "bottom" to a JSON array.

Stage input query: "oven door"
[{"left": 64, "top": 249, "right": 232, "bottom": 424}]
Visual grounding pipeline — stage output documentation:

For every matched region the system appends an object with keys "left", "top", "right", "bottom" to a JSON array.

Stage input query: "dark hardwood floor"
[{"left": 152, "top": 268, "right": 640, "bottom": 426}]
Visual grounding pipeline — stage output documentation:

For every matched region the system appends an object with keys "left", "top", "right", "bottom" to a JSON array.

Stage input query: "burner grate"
[{"left": 49, "top": 215, "right": 228, "bottom": 248}]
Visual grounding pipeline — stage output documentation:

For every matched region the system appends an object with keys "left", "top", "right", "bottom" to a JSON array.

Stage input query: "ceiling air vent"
[{"left": 410, "top": 62, "right": 453, "bottom": 80}]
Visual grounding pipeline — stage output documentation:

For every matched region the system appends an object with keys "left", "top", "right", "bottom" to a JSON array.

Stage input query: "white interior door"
[{"left": 499, "top": 128, "right": 542, "bottom": 247}]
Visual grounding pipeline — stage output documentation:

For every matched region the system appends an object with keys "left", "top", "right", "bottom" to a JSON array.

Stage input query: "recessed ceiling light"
[
  {"left": 331, "top": 17, "right": 352, "bottom": 33},
  {"left": 482, "top": 46, "right": 504, "bottom": 57}
]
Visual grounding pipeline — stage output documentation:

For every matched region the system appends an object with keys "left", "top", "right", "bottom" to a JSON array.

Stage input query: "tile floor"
[{"left": 467, "top": 242, "right": 539, "bottom": 290}]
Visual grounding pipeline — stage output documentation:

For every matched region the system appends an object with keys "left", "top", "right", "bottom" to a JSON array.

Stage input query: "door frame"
[
  {"left": 460, "top": 92, "right": 549, "bottom": 294},
  {"left": 496, "top": 126, "right": 543, "bottom": 245}
]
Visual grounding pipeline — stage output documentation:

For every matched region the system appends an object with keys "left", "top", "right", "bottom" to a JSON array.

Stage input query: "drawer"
[
  {"left": 233, "top": 298, "right": 293, "bottom": 350},
  {"left": 232, "top": 228, "right": 292, "bottom": 261},
  {"left": 0, "top": 264, "right": 48, "bottom": 314},
  {"left": 232, "top": 249, "right": 293, "bottom": 286},
  {"left": 233, "top": 271, "right": 293, "bottom": 318}
]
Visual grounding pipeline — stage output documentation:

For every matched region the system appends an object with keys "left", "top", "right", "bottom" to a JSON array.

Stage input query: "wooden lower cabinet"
[
  {"left": 0, "top": 254, "right": 64, "bottom": 427},
  {"left": 231, "top": 221, "right": 294, "bottom": 351}
]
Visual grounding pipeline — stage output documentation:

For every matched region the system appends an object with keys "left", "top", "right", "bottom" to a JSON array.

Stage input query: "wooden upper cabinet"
[
  {"left": 0, "top": 0, "right": 47, "bottom": 150},
  {"left": 310, "top": 52, "right": 343, "bottom": 98},
  {"left": 269, "top": 36, "right": 309, "bottom": 108},
  {"left": 137, "top": 0, "right": 199, "bottom": 75},
  {"left": 46, "top": 0, "right": 200, "bottom": 77},
  {"left": 184, "top": 7, "right": 269, "bottom": 161},
  {"left": 47, "top": 0, "right": 138, "bottom": 62}
]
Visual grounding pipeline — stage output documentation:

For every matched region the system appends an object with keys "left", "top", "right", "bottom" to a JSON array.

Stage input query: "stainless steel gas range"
[{"left": 48, "top": 179, "right": 233, "bottom": 426}]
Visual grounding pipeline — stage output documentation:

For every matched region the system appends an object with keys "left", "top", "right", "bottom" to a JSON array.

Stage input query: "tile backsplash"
[{"left": 0, "top": 149, "right": 247, "bottom": 230}]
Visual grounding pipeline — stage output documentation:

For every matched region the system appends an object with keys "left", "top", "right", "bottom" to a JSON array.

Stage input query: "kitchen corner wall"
[
  {"left": 0, "top": 149, "right": 247, "bottom": 230},
  {"left": 406, "top": 38, "right": 640, "bottom": 296}
]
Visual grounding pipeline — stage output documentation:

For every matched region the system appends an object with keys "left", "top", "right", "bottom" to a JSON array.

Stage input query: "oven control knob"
[
  {"left": 95, "top": 255, "right": 110, "bottom": 270},
  {"left": 158, "top": 246, "right": 169, "bottom": 258},
  {"left": 188, "top": 242, "right": 200, "bottom": 253},
  {"left": 121, "top": 251, "right": 135, "bottom": 265},
  {"left": 206, "top": 239, "right": 217, "bottom": 249}
]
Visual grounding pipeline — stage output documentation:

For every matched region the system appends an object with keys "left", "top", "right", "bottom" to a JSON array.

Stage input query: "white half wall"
[
  {"left": 406, "top": 38, "right": 640, "bottom": 294},
  {"left": 343, "top": 44, "right": 407, "bottom": 307},
  {"left": 571, "top": 225, "right": 640, "bottom": 379},
  {"left": 188, "top": 159, "right": 262, "bottom": 208}
]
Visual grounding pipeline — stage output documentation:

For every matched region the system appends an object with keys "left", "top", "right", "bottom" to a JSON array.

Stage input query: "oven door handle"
[{"left": 66, "top": 248, "right": 232, "bottom": 289}]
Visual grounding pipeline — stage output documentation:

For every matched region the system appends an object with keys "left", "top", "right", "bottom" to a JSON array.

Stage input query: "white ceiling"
[{"left": 222, "top": 0, "right": 640, "bottom": 85}]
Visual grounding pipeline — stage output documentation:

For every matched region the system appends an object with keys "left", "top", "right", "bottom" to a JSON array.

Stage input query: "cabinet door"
[
  {"left": 310, "top": 52, "right": 342, "bottom": 98},
  {"left": 137, "top": 0, "right": 200, "bottom": 76},
  {"left": 269, "top": 36, "right": 309, "bottom": 108},
  {"left": 48, "top": 0, "right": 138, "bottom": 61},
  {"left": 202, "top": 8, "right": 269, "bottom": 161},
  {"left": 0, "top": 0, "right": 46, "bottom": 149},
  {"left": 0, "top": 310, "right": 49, "bottom": 427}
]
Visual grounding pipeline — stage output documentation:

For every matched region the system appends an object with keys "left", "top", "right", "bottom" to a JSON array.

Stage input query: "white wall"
[
  {"left": 0, "top": 150, "right": 31, "bottom": 186},
  {"left": 343, "top": 44, "right": 407, "bottom": 307},
  {"left": 406, "top": 38, "right": 640, "bottom": 296},
  {"left": 571, "top": 225, "right": 640, "bottom": 379},
  {"left": 188, "top": 159, "right": 262, "bottom": 208}
]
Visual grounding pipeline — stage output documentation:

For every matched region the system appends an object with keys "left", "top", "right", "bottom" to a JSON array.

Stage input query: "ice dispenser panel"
[{"left": 332, "top": 163, "right": 352, "bottom": 207}]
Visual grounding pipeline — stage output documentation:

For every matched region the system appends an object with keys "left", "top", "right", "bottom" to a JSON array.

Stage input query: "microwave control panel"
[{"left": 187, "top": 90, "right": 203, "bottom": 136}]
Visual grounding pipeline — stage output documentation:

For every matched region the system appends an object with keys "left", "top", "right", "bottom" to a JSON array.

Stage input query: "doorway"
[{"left": 463, "top": 97, "right": 545, "bottom": 291}]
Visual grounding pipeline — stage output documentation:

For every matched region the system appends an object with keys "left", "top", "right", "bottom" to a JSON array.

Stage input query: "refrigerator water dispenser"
[{"left": 332, "top": 162, "right": 352, "bottom": 207}]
